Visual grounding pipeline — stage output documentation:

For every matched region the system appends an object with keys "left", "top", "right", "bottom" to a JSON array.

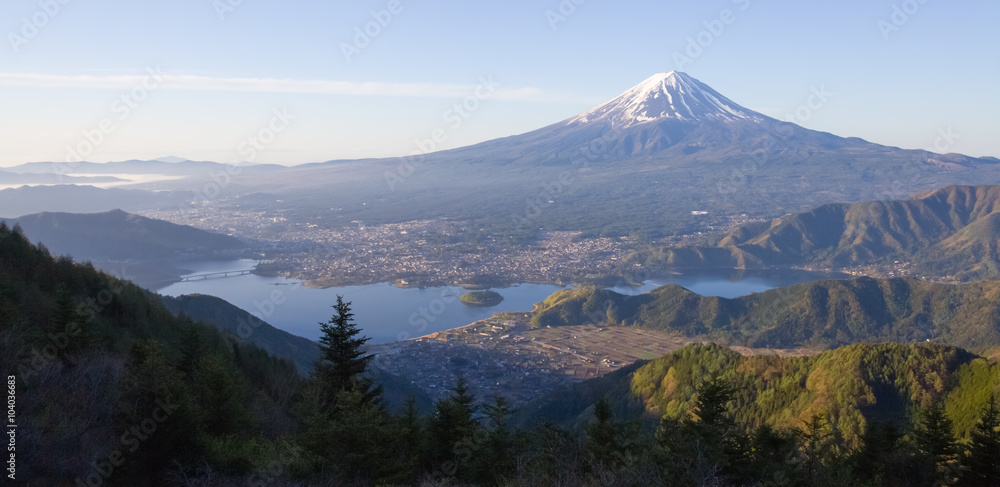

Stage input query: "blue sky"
[{"left": 1, "top": 0, "right": 997, "bottom": 166}]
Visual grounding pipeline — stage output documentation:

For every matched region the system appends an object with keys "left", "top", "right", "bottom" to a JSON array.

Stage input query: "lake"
[{"left": 157, "top": 260, "right": 845, "bottom": 343}]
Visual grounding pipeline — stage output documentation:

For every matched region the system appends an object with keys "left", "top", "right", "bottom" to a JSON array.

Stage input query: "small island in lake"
[{"left": 459, "top": 290, "right": 504, "bottom": 307}]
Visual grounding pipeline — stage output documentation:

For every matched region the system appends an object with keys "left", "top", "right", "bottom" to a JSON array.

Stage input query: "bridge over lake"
[{"left": 179, "top": 269, "right": 254, "bottom": 282}]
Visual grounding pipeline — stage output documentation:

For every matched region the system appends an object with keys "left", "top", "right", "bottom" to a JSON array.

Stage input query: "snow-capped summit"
[
  {"left": 568, "top": 71, "right": 764, "bottom": 128},
  {"left": 441, "top": 70, "right": 859, "bottom": 163}
]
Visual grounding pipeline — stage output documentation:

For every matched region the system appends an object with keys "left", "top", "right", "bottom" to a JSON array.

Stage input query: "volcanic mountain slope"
[
  {"left": 529, "top": 276, "right": 1000, "bottom": 350},
  {"left": 627, "top": 185, "right": 1000, "bottom": 280},
  {"left": 443, "top": 71, "right": 869, "bottom": 164},
  {"left": 6, "top": 73, "right": 997, "bottom": 238},
  {"left": 226, "top": 72, "right": 999, "bottom": 237}
]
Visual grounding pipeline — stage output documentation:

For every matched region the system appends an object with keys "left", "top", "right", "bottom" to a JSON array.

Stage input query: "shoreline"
[{"left": 293, "top": 264, "right": 864, "bottom": 291}]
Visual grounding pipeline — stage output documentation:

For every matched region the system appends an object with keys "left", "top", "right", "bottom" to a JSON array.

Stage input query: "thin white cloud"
[{"left": 0, "top": 71, "right": 546, "bottom": 101}]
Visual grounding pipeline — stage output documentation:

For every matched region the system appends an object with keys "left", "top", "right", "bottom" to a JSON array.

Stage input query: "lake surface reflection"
[{"left": 158, "top": 260, "right": 846, "bottom": 343}]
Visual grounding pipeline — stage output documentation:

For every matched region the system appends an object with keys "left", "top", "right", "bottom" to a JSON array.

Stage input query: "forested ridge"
[
  {"left": 4, "top": 221, "right": 1000, "bottom": 486},
  {"left": 531, "top": 277, "right": 1000, "bottom": 350},
  {"left": 627, "top": 185, "right": 1000, "bottom": 281}
]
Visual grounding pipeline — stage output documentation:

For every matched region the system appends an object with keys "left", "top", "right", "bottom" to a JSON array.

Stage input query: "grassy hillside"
[
  {"left": 530, "top": 277, "right": 1000, "bottom": 349},
  {"left": 628, "top": 185, "right": 1000, "bottom": 280}
]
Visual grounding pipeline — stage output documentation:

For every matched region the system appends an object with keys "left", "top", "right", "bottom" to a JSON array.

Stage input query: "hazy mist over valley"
[{"left": 2, "top": 1, "right": 1000, "bottom": 486}]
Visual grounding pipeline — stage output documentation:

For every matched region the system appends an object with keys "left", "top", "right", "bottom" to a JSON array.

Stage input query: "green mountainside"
[
  {"left": 629, "top": 185, "right": 1000, "bottom": 280},
  {"left": 159, "top": 293, "right": 432, "bottom": 410},
  {"left": 0, "top": 223, "right": 431, "bottom": 484},
  {"left": 6, "top": 217, "right": 1000, "bottom": 485},
  {"left": 530, "top": 277, "right": 1000, "bottom": 349},
  {"left": 0, "top": 221, "right": 301, "bottom": 483},
  {"left": 519, "top": 343, "right": 1000, "bottom": 448},
  {"left": 160, "top": 294, "right": 320, "bottom": 374}
]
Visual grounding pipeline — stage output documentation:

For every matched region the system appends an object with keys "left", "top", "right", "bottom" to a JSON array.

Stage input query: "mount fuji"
[
  {"left": 434, "top": 71, "right": 905, "bottom": 166},
  {"left": 570, "top": 71, "right": 764, "bottom": 125},
  {"left": 9, "top": 72, "right": 998, "bottom": 237},
  {"left": 219, "top": 71, "right": 1000, "bottom": 236}
]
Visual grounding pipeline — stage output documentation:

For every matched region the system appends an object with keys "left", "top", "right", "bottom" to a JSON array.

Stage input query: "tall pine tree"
[
  {"left": 314, "top": 295, "right": 379, "bottom": 404},
  {"left": 428, "top": 375, "right": 479, "bottom": 478},
  {"left": 963, "top": 396, "right": 1000, "bottom": 487},
  {"left": 913, "top": 403, "right": 958, "bottom": 486}
]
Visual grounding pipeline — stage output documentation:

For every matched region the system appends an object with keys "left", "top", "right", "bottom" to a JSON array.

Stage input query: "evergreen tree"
[
  {"left": 748, "top": 425, "right": 801, "bottom": 486},
  {"left": 795, "top": 414, "right": 832, "bottom": 486},
  {"left": 693, "top": 372, "right": 735, "bottom": 427},
  {"left": 852, "top": 420, "right": 921, "bottom": 486},
  {"left": 50, "top": 284, "right": 93, "bottom": 360},
  {"left": 477, "top": 396, "right": 515, "bottom": 483},
  {"left": 692, "top": 373, "right": 751, "bottom": 483},
  {"left": 427, "top": 376, "right": 479, "bottom": 478},
  {"left": 395, "top": 397, "right": 423, "bottom": 475},
  {"left": 655, "top": 374, "right": 747, "bottom": 485},
  {"left": 193, "top": 354, "right": 251, "bottom": 437},
  {"left": 401, "top": 396, "right": 422, "bottom": 453},
  {"left": 586, "top": 396, "right": 624, "bottom": 469},
  {"left": 962, "top": 397, "right": 1000, "bottom": 487},
  {"left": 114, "top": 340, "right": 200, "bottom": 483},
  {"left": 314, "top": 295, "right": 379, "bottom": 403},
  {"left": 326, "top": 389, "right": 392, "bottom": 482},
  {"left": 913, "top": 404, "right": 959, "bottom": 486}
]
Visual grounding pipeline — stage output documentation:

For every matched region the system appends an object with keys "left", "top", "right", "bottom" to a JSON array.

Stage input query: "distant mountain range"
[
  {"left": 627, "top": 185, "right": 1000, "bottom": 280},
  {"left": 0, "top": 169, "right": 125, "bottom": 185},
  {"left": 531, "top": 276, "right": 1000, "bottom": 350},
  {"left": 3, "top": 72, "right": 998, "bottom": 237},
  {"left": 3, "top": 209, "right": 245, "bottom": 261},
  {"left": 5, "top": 158, "right": 284, "bottom": 177},
  {"left": 0, "top": 184, "right": 196, "bottom": 218}
]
